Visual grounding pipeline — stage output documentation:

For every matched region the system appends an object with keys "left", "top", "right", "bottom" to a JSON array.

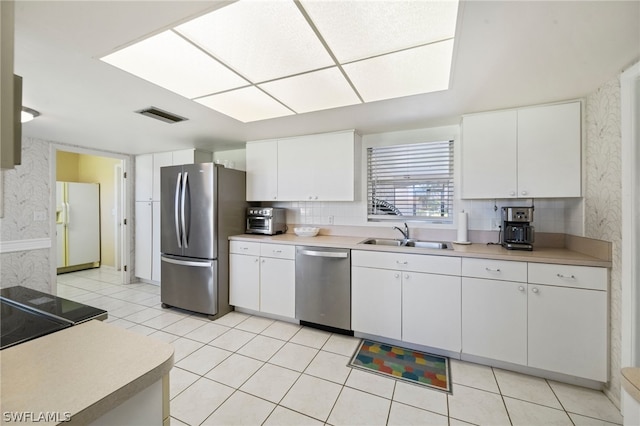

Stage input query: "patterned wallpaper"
[
  {"left": 0, "top": 138, "right": 52, "bottom": 291},
  {"left": 585, "top": 76, "right": 622, "bottom": 406}
]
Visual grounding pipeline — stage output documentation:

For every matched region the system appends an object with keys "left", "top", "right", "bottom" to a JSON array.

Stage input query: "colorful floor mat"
[{"left": 349, "top": 340, "right": 451, "bottom": 393}]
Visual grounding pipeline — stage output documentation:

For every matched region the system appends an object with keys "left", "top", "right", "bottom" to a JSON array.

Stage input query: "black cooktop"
[{"left": 0, "top": 286, "right": 108, "bottom": 350}]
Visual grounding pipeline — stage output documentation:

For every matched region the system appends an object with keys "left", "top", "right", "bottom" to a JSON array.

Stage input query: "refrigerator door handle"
[
  {"left": 65, "top": 202, "right": 70, "bottom": 226},
  {"left": 161, "top": 256, "right": 212, "bottom": 268},
  {"left": 174, "top": 172, "right": 182, "bottom": 248},
  {"left": 181, "top": 171, "right": 189, "bottom": 248}
]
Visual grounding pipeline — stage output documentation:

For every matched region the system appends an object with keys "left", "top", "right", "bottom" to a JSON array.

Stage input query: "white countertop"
[
  {"left": 0, "top": 320, "right": 174, "bottom": 425},
  {"left": 230, "top": 233, "right": 612, "bottom": 268}
]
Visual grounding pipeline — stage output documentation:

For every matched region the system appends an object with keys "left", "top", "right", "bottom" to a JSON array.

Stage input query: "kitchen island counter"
[
  {"left": 230, "top": 233, "right": 611, "bottom": 268},
  {"left": 0, "top": 320, "right": 173, "bottom": 425}
]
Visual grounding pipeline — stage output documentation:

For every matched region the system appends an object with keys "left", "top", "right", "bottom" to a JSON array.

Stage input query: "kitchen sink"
[{"left": 359, "top": 238, "right": 452, "bottom": 250}]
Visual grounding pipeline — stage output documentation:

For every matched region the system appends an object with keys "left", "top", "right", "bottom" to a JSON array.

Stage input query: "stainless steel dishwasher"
[{"left": 295, "top": 246, "right": 351, "bottom": 332}]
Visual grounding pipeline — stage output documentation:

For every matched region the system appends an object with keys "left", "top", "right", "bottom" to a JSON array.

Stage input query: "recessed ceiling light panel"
[
  {"left": 344, "top": 39, "right": 455, "bottom": 103},
  {"left": 176, "top": 1, "right": 334, "bottom": 82},
  {"left": 259, "top": 68, "right": 361, "bottom": 114},
  {"left": 101, "top": 30, "right": 249, "bottom": 98},
  {"left": 301, "top": 0, "right": 459, "bottom": 63},
  {"left": 196, "top": 86, "right": 294, "bottom": 123}
]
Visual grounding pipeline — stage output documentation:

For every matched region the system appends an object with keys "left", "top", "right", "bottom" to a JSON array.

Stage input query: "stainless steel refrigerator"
[{"left": 160, "top": 163, "right": 246, "bottom": 318}]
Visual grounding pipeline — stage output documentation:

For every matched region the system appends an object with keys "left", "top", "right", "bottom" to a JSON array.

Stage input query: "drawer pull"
[
  {"left": 394, "top": 273, "right": 400, "bottom": 278},
  {"left": 518, "top": 286, "right": 525, "bottom": 292},
  {"left": 485, "top": 267, "right": 501, "bottom": 273},
  {"left": 557, "top": 273, "right": 576, "bottom": 279},
  {"left": 241, "top": 247, "right": 249, "bottom": 250},
  {"left": 273, "top": 250, "right": 282, "bottom": 253},
  {"left": 396, "top": 261, "right": 408, "bottom": 265},
  {"left": 532, "top": 287, "right": 539, "bottom": 294}
]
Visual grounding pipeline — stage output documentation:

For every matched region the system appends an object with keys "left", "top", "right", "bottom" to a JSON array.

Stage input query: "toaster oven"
[{"left": 246, "top": 207, "right": 287, "bottom": 235}]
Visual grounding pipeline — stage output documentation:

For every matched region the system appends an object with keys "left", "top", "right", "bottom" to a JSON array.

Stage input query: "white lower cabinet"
[
  {"left": 403, "top": 272, "right": 461, "bottom": 352},
  {"left": 351, "top": 250, "right": 461, "bottom": 350},
  {"left": 134, "top": 202, "right": 152, "bottom": 281},
  {"left": 229, "top": 242, "right": 295, "bottom": 319},
  {"left": 461, "top": 277, "right": 528, "bottom": 365},
  {"left": 352, "top": 266, "right": 402, "bottom": 340},
  {"left": 461, "top": 259, "right": 608, "bottom": 382}
]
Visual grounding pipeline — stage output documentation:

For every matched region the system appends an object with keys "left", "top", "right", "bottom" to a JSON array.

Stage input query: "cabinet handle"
[
  {"left": 241, "top": 247, "right": 248, "bottom": 250},
  {"left": 509, "top": 191, "right": 516, "bottom": 196},
  {"left": 521, "top": 191, "right": 528, "bottom": 196},
  {"left": 518, "top": 286, "right": 525, "bottom": 292},
  {"left": 261, "top": 259, "right": 266, "bottom": 263},
  {"left": 273, "top": 196, "right": 277, "bottom": 200},
  {"left": 556, "top": 273, "right": 576, "bottom": 279},
  {"left": 396, "top": 260, "right": 408, "bottom": 265},
  {"left": 394, "top": 273, "right": 400, "bottom": 278},
  {"left": 254, "top": 258, "right": 259, "bottom": 263},
  {"left": 308, "top": 196, "right": 313, "bottom": 200},
  {"left": 532, "top": 287, "right": 539, "bottom": 294},
  {"left": 405, "top": 274, "right": 410, "bottom": 279},
  {"left": 273, "top": 250, "right": 282, "bottom": 254},
  {"left": 485, "top": 267, "right": 501, "bottom": 273}
]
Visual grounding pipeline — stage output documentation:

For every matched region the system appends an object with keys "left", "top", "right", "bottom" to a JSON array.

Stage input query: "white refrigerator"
[{"left": 56, "top": 181, "right": 101, "bottom": 270}]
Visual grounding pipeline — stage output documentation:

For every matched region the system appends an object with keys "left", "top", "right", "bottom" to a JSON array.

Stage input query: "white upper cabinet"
[
  {"left": 246, "top": 139, "right": 278, "bottom": 201},
  {"left": 461, "top": 101, "right": 582, "bottom": 199},
  {"left": 151, "top": 152, "right": 173, "bottom": 202},
  {"left": 135, "top": 154, "right": 153, "bottom": 202},
  {"left": 246, "top": 130, "right": 360, "bottom": 201},
  {"left": 517, "top": 102, "right": 581, "bottom": 198}
]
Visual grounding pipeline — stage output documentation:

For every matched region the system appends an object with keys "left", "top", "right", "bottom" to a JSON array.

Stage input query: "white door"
[
  {"left": 66, "top": 182, "right": 100, "bottom": 266},
  {"left": 135, "top": 201, "right": 152, "bottom": 280},
  {"left": 56, "top": 182, "right": 66, "bottom": 268},
  {"left": 462, "top": 277, "right": 527, "bottom": 365},
  {"left": 528, "top": 284, "right": 607, "bottom": 381},
  {"left": 517, "top": 102, "right": 582, "bottom": 197},
  {"left": 246, "top": 140, "right": 278, "bottom": 201},
  {"left": 229, "top": 254, "right": 260, "bottom": 311},
  {"left": 260, "top": 257, "right": 295, "bottom": 318},
  {"left": 403, "top": 272, "right": 461, "bottom": 352},
  {"left": 352, "top": 266, "right": 402, "bottom": 340},
  {"left": 461, "top": 110, "right": 518, "bottom": 198},
  {"left": 151, "top": 201, "right": 161, "bottom": 282}
]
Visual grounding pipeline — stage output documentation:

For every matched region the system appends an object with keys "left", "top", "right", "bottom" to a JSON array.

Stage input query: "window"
[{"left": 367, "top": 140, "right": 454, "bottom": 223}]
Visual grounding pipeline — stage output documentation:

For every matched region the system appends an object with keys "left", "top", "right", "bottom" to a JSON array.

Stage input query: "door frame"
[
  {"left": 50, "top": 144, "right": 131, "bottom": 290},
  {"left": 621, "top": 61, "right": 640, "bottom": 368}
]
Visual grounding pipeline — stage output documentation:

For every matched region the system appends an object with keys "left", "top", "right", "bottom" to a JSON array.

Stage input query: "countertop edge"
[
  {"left": 229, "top": 234, "right": 612, "bottom": 268},
  {"left": 622, "top": 367, "right": 640, "bottom": 403}
]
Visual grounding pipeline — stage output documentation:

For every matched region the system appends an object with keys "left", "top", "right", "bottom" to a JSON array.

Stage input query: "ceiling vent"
[{"left": 135, "top": 107, "right": 187, "bottom": 124}]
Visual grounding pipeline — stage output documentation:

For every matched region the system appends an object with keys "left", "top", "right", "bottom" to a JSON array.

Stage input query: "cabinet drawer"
[
  {"left": 528, "top": 263, "right": 607, "bottom": 291},
  {"left": 462, "top": 258, "right": 527, "bottom": 282},
  {"left": 352, "top": 250, "right": 460, "bottom": 276},
  {"left": 229, "top": 241, "right": 261, "bottom": 256},
  {"left": 260, "top": 243, "right": 295, "bottom": 260}
]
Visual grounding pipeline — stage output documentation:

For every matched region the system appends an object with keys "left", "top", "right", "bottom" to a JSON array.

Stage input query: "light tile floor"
[{"left": 57, "top": 268, "right": 624, "bottom": 426}]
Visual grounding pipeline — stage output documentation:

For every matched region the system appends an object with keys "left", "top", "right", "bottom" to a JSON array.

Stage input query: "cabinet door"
[
  {"left": 152, "top": 152, "right": 173, "bottom": 201},
  {"left": 517, "top": 102, "right": 581, "bottom": 198},
  {"left": 528, "top": 284, "right": 607, "bottom": 381},
  {"left": 277, "top": 136, "right": 316, "bottom": 201},
  {"left": 462, "top": 277, "right": 527, "bottom": 365},
  {"left": 246, "top": 140, "right": 278, "bottom": 201},
  {"left": 352, "top": 266, "right": 402, "bottom": 340},
  {"left": 461, "top": 110, "right": 518, "bottom": 198},
  {"left": 171, "top": 149, "right": 195, "bottom": 166},
  {"left": 260, "top": 257, "right": 295, "bottom": 318},
  {"left": 151, "top": 201, "right": 161, "bottom": 282},
  {"left": 134, "top": 201, "right": 152, "bottom": 280},
  {"left": 229, "top": 254, "right": 260, "bottom": 311},
  {"left": 313, "top": 131, "right": 355, "bottom": 201},
  {"left": 403, "top": 272, "right": 461, "bottom": 352},
  {"left": 135, "top": 154, "right": 153, "bottom": 201}
]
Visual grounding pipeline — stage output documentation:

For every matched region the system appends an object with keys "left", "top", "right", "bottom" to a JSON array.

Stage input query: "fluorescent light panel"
[{"left": 100, "top": 0, "right": 459, "bottom": 123}]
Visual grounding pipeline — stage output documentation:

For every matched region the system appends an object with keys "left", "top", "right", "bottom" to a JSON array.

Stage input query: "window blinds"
[{"left": 367, "top": 140, "right": 454, "bottom": 222}]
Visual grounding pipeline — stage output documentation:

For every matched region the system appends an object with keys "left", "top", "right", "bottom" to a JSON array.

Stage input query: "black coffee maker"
[{"left": 501, "top": 207, "right": 535, "bottom": 250}]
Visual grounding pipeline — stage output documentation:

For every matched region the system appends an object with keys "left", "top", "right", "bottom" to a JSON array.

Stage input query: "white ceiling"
[{"left": 14, "top": 0, "right": 640, "bottom": 155}]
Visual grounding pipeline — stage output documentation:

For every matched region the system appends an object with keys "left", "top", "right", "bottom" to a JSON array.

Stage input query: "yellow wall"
[
  {"left": 56, "top": 152, "right": 120, "bottom": 267},
  {"left": 56, "top": 151, "right": 80, "bottom": 181}
]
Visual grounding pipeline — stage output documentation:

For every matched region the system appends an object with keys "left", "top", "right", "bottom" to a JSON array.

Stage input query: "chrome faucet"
[{"left": 393, "top": 222, "right": 410, "bottom": 240}]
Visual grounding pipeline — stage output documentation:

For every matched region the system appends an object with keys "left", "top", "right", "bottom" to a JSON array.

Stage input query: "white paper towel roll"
[{"left": 457, "top": 212, "right": 469, "bottom": 243}]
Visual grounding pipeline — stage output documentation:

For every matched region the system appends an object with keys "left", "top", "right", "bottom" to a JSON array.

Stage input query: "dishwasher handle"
[{"left": 298, "top": 249, "right": 349, "bottom": 258}]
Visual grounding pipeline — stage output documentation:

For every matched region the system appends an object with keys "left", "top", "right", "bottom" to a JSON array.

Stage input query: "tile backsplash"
[{"left": 269, "top": 197, "right": 584, "bottom": 236}]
